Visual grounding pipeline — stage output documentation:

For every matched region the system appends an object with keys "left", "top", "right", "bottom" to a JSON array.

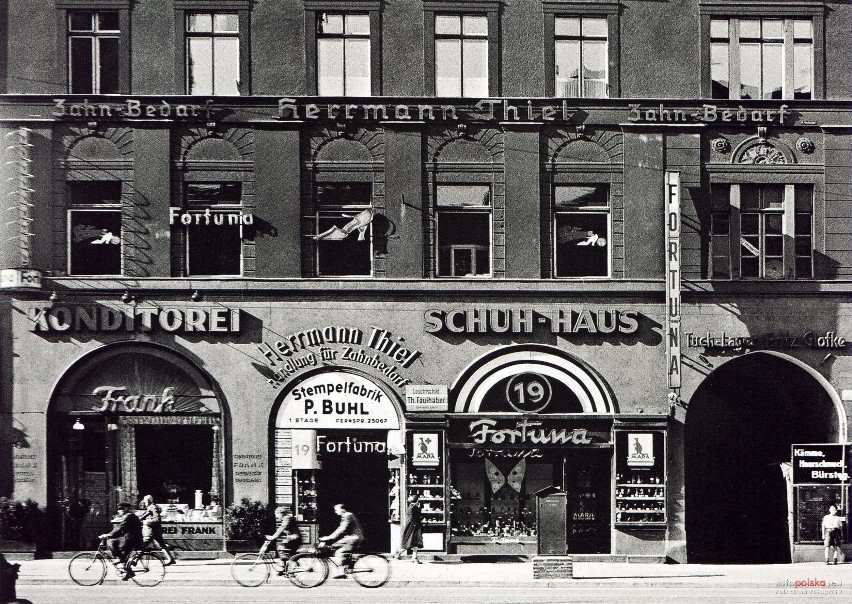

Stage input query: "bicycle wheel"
[
  {"left": 286, "top": 553, "right": 328, "bottom": 588},
  {"left": 231, "top": 553, "right": 270, "bottom": 587},
  {"left": 130, "top": 552, "right": 165, "bottom": 587},
  {"left": 351, "top": 554, "right": 390, "bottom": 588},
  {"left": 68, "top": 551, "right": 108, "bottom": 586}
]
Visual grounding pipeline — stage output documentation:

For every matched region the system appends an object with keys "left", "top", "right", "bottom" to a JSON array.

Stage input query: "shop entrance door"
[
  {"left": 314, "top": 430, "right": 390, "bottom": 553},
  {"left": 564, "top": 449, "right": 612, "bottom": 554}
]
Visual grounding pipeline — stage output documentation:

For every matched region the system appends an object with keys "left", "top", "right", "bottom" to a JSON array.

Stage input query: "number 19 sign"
[{"left": 505, "top": 373, "right": 552, "bottom": 413}]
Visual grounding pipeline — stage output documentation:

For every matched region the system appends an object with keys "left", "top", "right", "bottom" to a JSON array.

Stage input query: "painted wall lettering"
[
  {"left": 28, "top": 306, "right": 241, "bottom": 333},
  {"left": 423, "top": 308, "right": 639, "bottom": 335}
]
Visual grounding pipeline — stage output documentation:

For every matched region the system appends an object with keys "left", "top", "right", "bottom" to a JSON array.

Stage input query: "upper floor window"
[
  {"left": 186, "top": 13, "right": 240, "bottom": 95},
  {"left": 313, "top": 183, "right": 373, "bottom": 276},
  {"left": 555, "top": 16, "right": 608, "bottom": 98},
  {"left": 435, "top": 15, "right": 488, "bottom": 97},
  {"left": 317, "top": 13, "right": 371, "bottom": 96},
  {"left": 68, "top": 11, "right": 120, "bottom": 94},
  {"left": 436, "top": 185, "right": 491, "bottom": 277},
  {"left": 67, "top": 181, "right": 122, "bottom": 276},
  {"left": 180, "top": 182, "right": 244, "bottom": 275},
  {"left": 711, "top": 18, "right": 813, "bottom": 100},
  {"left": 711, "top": 183, "right": 813, "bottom": 279},
  {"left": 554, "top": 185, "right": 609, "bottom": 278}
]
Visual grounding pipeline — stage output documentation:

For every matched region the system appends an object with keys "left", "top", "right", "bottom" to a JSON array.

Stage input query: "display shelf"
[
  {"left": 295, "top": 470, "right": 317, "bottom": 522},
  {"left": 408, "top": 466, "right": 446, "bottom": 530}
]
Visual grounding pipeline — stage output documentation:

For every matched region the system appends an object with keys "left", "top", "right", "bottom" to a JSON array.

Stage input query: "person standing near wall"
[
  {"left": 821, "top": 504, "right": 845, "bottom": 565},
  {"left": 139, "top": 495, "right": 176, "bottom": 565},
  {"left": 394, "top": 494, "right": 423, "bottom": 563}
]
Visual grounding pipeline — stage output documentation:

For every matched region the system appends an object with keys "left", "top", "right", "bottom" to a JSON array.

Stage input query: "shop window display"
[
  {"left": 67, "top": 181, "right": 123, "bottom": 276},
  {"left": 614, "top": 432, "right": 666, "bottom": 525}
]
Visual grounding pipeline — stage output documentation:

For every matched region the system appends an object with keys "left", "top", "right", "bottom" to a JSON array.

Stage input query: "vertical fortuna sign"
[{"left": 665, "top": 172, "right": 681, "bottom": 389}]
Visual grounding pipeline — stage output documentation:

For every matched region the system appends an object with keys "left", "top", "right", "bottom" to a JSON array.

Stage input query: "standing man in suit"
[{"left": 99, "top": 502, "right": 143, "bottom": 579}]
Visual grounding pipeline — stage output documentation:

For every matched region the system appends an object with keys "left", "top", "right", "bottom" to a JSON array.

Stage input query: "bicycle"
[
  {"left": 299, "top": 542, "right": 390, "bottom": 588},
  {"left": 231, "top": 540, "right": 327, "bottom": 588},
  {"left": 68, "top": 538, "right": 165, "bottom": 587}
]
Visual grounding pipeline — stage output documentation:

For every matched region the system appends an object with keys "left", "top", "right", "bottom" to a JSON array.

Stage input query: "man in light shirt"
[{"left": 821, "top": 504, "right": 846, "bottom": 565}]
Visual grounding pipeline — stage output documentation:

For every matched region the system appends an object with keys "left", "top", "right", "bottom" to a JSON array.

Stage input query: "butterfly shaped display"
[{"left": 484, "top": 458, "right": 527, "bottom": 493}]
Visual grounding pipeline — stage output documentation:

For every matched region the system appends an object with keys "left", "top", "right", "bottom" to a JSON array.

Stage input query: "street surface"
[{"left": 12, "top": 583, "right": 842, "bottom": 604}]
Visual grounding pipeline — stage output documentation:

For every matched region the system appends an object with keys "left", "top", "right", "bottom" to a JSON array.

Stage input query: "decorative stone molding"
[
  {"left": 796, "top": 137, "right": 815, "bottom": 154},
  {"left": 711, "top": 138, "right": 730, "bottom": 154},
  {"left": 739, "top": 144, "right": 787, "bottom": 165}
]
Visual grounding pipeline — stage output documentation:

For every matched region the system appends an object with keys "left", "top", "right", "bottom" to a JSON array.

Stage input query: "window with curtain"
[
  {"left": 317, "top": 13, "right": 371, "bottom": 96},
  {"left": 554, "top": 16, "right": 608, "bottom": 98},
  {"left": 435, "top": 14, "right": 488, "bottom": 97},
  {"left": 186, "top": 13, "right": 240, "bottom": 95},
  {"left": 710, "top": 18, "right": 812, "bottom": 100}
]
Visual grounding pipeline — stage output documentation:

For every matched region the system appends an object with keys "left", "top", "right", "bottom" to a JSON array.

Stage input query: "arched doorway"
[
  {"left": 685, "top": 352, "right": 842, "bottom": 564},
  {"left": 271, "top": 369, "right": 404, "bottom": 554},
  {"left": 46, "top": 342, "right": 226, "bottom": 551}
]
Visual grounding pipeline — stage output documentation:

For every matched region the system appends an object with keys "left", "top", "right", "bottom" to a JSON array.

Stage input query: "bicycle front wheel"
[
  {"left": 130, "top": 552, "right": 165, "bottom": 587},
  {"left": 286, "top": 553, "right": 328, "bottom": 588},
  {"left": 231, "top": 553, "right": 270, "bottom": 587},
  {"left": 68, "top": 552, "right": 108, "bottom": 586},
  {"left": 351, "top": 554, "right": 390, "bottom": 588}
]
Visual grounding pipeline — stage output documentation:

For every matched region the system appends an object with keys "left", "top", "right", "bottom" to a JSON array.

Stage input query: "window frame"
[
  {"left": 424, "top": 1, "right": 500, "bottom": 97},
  {"left": 305, "top": 1, "right": 381, "bottom": 96},
  {"left": 179, "top": 182, "right": 245, "bottom": 277},
  {"left": 709, "top": 182, "right": 817, "bottom": 280},
  {"left": 552, "top": 185, "right": 612, "bottom": 279},
  {"left": 174, "top": 1, "right": 251, "bottom": 95},
  {"left": 543, "top": 1, "right": 620, "bottom": 98},
  {"left": 312, "top": 181, "right": 375, "bottom": 278},
  {"left": 315, "top": 12, "right": 373, "bottom": 96},
  {"left": 66, "top": 181, "right": 124, "bottom": 277},
  {"left": 699, "top": 2, "right": 825, "bottom": 99},
  {"left": 434, "top": 183, "right": 493, "bottom": 278},
  {"left": 56, "top": 1, "right": 131, "bottom": 94}
]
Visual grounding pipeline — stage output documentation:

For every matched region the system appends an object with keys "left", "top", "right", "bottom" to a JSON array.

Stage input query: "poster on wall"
[
  {"left": 626, "top": 433, "right": 655, "bottom": 467},
  {"left": 411, "top": 433, "right": 440, "bottom": 467}
]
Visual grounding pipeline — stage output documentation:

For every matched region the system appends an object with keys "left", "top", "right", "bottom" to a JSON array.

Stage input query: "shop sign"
[
  {"left": 792, "top": 445, "right": 849, "bottom": 484},
  {"left": 169, "top": 208, "right": 254, "bottom": 226},
  {"left": 685, "top": 331, "right": 847, "bottom": 350},
  {"left": 448, "top": 418, "right": 611, "bottom": 448},
  {"left": 628, "top": 103, "right": 791, "bottom": 125},
  {"left": 405, "top": 385, "right": 448, "bottom": 412},
  {"left": 0, "top": 268, "right": 42, "bottom": 289},
  {"left": 423, "top": 308, "right": 639, "bottom": 335},
  {"left": 53, "top": 98, "right": 215, "bottom": 119},
  {"left": 317, "top": 435, "right": 387, "bottom": 454},
  {"left": 160, "top": 522, "right": 222, "bottom": 539},
  {"left": 276, "top": 372, "right": 400, "bottom": 430},
  {"left": 28, "top": 305, "right": 241, "bottom": 333},
  {"left": 411, "top": 433, "right": 440, "bottom": 467},
  {"left": 291, "top": 430, "right": 320, "bottom": 470},
  {"left": 92, "top": 386, "right": 176, "bottom": 413},
  {"left": 258, "top": 325, "right": 422, "bottom": 389},
  {"left": 626, "top": 433, "right": 655, "bottom": 467},
  {"left": 665, "top": 171, "right": 681, "bottom": 389}
]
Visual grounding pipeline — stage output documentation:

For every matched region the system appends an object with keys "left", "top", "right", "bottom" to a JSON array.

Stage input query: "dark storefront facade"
[{"left": 1, "top": 0, "right": 851, "bottom": 563}]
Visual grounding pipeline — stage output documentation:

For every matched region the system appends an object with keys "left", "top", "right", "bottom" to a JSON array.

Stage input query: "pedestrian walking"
[
  {"left": 394, "top": 493, "right": 423, "bottom": 563},
  {"left": 822, "top": 504, "right": 846, "bottom": 565},
  {"left": 139, "top": 495, "right": 176, "bottom": 565}
]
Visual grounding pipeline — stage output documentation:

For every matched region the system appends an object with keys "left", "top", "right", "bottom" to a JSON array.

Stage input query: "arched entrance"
[
  {"left": 46, "top": 342, "right": 226, "bottom": 551},
  {"left": 271, "top": 369, "right": 404, "bottom": 554},
  {"left": 685, "top": 352, "right": 843, "bottom": 564}
]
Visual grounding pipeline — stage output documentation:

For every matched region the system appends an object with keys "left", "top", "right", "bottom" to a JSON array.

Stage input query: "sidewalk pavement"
[{"left": 6, "top": 555, "right": 850, "bottom": 589}]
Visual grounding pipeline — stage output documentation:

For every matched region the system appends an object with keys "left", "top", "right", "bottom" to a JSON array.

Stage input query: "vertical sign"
[{"left": 665, "top": 172, "right": 681, "bottom": 389}]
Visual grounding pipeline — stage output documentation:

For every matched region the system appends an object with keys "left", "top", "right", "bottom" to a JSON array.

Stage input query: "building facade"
[{"left": 1, "top": 0, "right": 851, "bottom": 563}]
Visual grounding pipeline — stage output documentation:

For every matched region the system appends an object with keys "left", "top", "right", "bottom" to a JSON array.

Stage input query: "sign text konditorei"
[{"left": 29, "top": 305, "right": 241, "bottom": 333}]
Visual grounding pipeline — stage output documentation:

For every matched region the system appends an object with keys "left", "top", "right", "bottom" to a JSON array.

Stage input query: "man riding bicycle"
[
  {"left": 98, "top": 502, "right": 143, "bottom": 580},
  {"left": 318, "top": 503, "right": 364, "bottom": 578},
  {"left": 264, "top": 505, "right": 303, "bottom": 573}
]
